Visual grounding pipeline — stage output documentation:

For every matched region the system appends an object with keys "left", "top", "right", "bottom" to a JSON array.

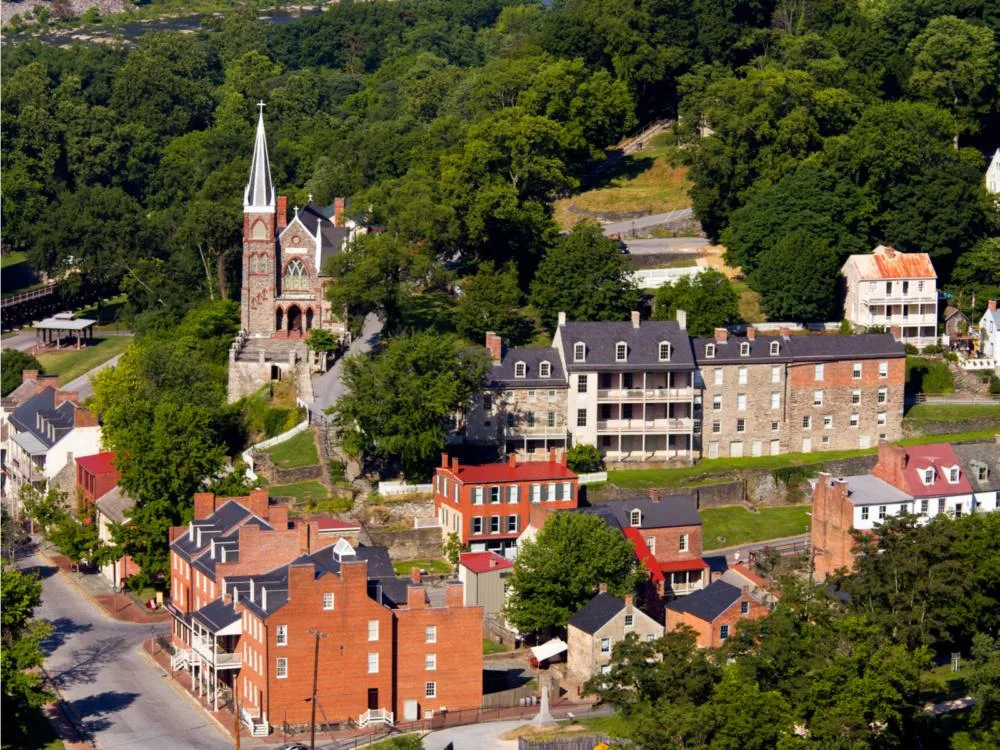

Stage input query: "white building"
[
  {"left": 842, "top": 245, "right": 938, "bottom": 347},
  {"left": 986, "top": 148, "right": 1000, "bottom": 195},
  {"left": 978, "top": 300, "right": 1000, "bottom": 362}
]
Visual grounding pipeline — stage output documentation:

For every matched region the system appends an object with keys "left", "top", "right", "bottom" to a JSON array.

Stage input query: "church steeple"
[{"left": 244, "top": 102, "right": 275, "bottom": 212}]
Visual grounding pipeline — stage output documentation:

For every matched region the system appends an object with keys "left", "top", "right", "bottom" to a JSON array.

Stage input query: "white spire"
[
  {"left": 987, "top": 148, "right": 1000, "bottom": 195},
  {"left": 243, "top": 102, "right": 275, "bottom": 211}
]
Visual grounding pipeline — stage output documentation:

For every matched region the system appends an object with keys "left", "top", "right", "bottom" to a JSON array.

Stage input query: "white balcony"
[
  {"left": 191, "top": 634, "right": 243, "bottom": 670},
  {"left": 596, "top": 387, "right": 693, "bottom": 401},
  {"left": 864, "top": 294, "right": 936, "bottom": 306},
  {"left": 504, "top": 424, "right": 567, "bottom": 438},
  {"left": 596, "top": 418, "right": 693, "bottom": 433}
]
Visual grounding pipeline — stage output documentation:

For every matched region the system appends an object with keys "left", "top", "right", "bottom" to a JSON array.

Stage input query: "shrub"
[
  {"left": 905, "top": 357, "right": 954, "bottom": 394},
  {"left": 990, "top": 376, "right": 1000, "bottom": 395},
  {"left": 903, "top": 343, "right": 919, "bottom": 355},
  {"left": 839, "top": 320, "right": 853, "bottom": 334},
  {"left": 567, "top": 444, "right": 603, "bottom": 473},
  {"left": 922, "top": 344, "right": 943, "bottom": 354},
  {"left": 943, "top": 351, "right": 958, "bottom": 362}
]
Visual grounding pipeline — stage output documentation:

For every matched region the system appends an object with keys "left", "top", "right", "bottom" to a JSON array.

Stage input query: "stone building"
[{"left": 566, "top": 588, "right": 663, "bottom": 683}]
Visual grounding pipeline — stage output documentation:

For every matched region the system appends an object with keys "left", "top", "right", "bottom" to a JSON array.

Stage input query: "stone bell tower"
[{"left": 241, "top": 102, "right": 277, "bottom": 337}]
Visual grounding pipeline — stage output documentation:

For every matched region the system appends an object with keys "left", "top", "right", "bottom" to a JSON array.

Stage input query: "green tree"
[
  {"left": 48, "top": 510, "right": 103, "bottom": 568},
  {"left": 1, "top": 350, "right": 43, "bottom": 397},
  {"left": 1, "top": 562, "right": 53, "bottom": 710},
  {"left": 652, "top": 269, "right": 740, "bottom": 335},
  {"left": 442, "top": 531, "right": 463, "bottom": 569},
  {"left": 20, "top": 486, "right": 69, "bottom": 532},
  {"left": 306, "top": 329, "right": 338, "bottom": 353},
  {"left": 968, "top": 632, "right": 1000, "bottom": 741},
  {"left": 948, "top": 238, "right": 1000, "bottom": 314},
  {"left": 750, "top": 231, "right": 841, "bottom": 323},
  {"left": 566, "top": 444, "right": 603, "bottom": 473},
  {"left": 454, "top": 261, "right": 530, "bottom": 344},
  {"left": 907, "top": 16, "right": 998, "bottom": 145},
  {"left": 331, "top": 332, "right": 490, "bottom": 480},
  {"left": 530, "top": 221, "right": 638, "bottom": 331},
  {"left": 505, "top": 511, "right": 643, "bottom": 632}
]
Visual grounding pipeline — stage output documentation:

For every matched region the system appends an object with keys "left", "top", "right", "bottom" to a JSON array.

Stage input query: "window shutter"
[{"left": 555, "top": 483, "right": 563, "bottom": 500}]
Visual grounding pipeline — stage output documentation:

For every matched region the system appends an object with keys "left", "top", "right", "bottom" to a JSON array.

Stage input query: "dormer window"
[
  {"left": 769, "top": 341, "right": 780, "bottom": 356},
  {"left": 658, "top": 342, "right": 671, "bottom": 362},
  {"left": 514, "top": 362, "right": 526, "bottom": 379},
  {"left": 539, "top": 361, "right": 551, "bottom": 378},
  {"left": 705, "top": 343, "right": 715, "bottom": 359},
  {"left": 739, "top": 342, "right": 750, "bottom": 357},
  {"left": 615, "top": 342, "right": 628, "bottom": 362},
  {"left": 922, "top": 468, "right": 935, "bottom": 485},
  {"left": 574, "top": 343, "right": 586, "bottom": 362},
  {"left": 629, "top": 509, "right": 641, "bottom": 527},
  {"left": 948, "top": 467, "right": 959, "bottom": 483}
]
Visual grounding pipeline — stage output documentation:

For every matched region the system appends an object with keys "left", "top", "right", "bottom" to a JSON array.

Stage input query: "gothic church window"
[{"left": 283, "top": 259, "right": 309, "bottom": 290}]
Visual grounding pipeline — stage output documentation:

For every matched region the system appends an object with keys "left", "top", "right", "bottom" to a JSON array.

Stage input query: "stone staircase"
[{"left": 235, "top": 338, "right": 307, "bottom": 363}]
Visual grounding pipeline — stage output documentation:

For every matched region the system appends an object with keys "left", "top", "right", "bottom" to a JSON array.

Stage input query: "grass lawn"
[
  {"left": 1, "top": 702, "right": 64, "bottom": 750},
  {"left": 898, "top": 429, "right": 1000, "bottom": 446},
  {"left": 920, "top": 661, "right": 971, "bottom": 703},
  {"left": 1, "top": 251, "right": 28, "bottom": 269},
  {"left": 701, "top": 505, "right": 812, "bottom": 550},
  {"left": 268, "top": 481, "right": 328, "bottom": 504},
  {"left": 392, "top": 558, "right": 452, "bottom": 576},
  {"left": 36, "top": 336, "right": 132, "bottom": 383},
  {"left": 264, "top": 429, "right": 319, "bottom": 469},
  {"left": 730, "top": 278, "right": 765, "bottom": 324},
  {"left": 904, "top": 403, "right": 1000, "bottom": 422},
  {"left": 483, "top": 638, "right": 508, "bottom": 655},
  {"left": 364, "top": 735, "right": 422, "bottom": 750}
]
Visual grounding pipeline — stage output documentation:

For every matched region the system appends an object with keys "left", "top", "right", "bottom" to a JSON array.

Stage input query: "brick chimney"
[
  {"left": 889, "top": 325, "right": 902, "bottom": 341},
  {"left": 246, "top": 488, "right": 270, "bottom": 519},
  {"left": 746, "top": 327, "right": 756, "bottom": 341},
  {"left": 193, "top": 492, "right": 217, "bottom": 520},
  {"left": 268, "top": 503, "right": 289, "bottom": 530},
  {"left": 989, "top": 300, "right": 997, "bottom": 312},
  {"left": 488, "top": 555, "right": 497, "bottom": 569},
  {"left": 714, "top": 327, "right": 728, "bottom": 343},
  {"left": 277, "top": 196, "right": 288, "bottom": 229},
  {"left": 333, "top": 198, "right": 346, "bottom": 227},
  {"left": 55, "top": 390, "right": 79, "bottom": 407},
  {"left": 548, "top": 448, "right": 557, "bottom": 464},
  {"left": 872, "top": 441, "right": 908, "bottom": 491},
  {"left": 441, "top": 453, "right": 449, "bottom": 469},
  {"left": 22, "top": 369, "right": 38, "bottom": 384},
  {"left": 508, "top": 453, "right": 518, "bottom": 469},
  {"left": 445, "top": 581, "right": 464, "bottom": 608},
  {"left": 36, "top": 375, "right": 60, "bottom": 394},
  {"left": 407, "top": 584, "right": 427, "bottom": 609},
  {"left": 631, "top": 310, "right": 641, "bottom": 329},
  {"left": 485, "top": 331, "right": 503, "bottom": 363},
  {"left": 73, "top": 407, "right": 98, "bottom": 428},
  {"left": 410, "top": 566, "right": 422, "bottom": 584},
  {"left": 451, "top": 457, "right": 460, "bottom": 472},
  {"left": 676, "top": 309, "right": 687, "bottom": 330},
  {"left": 624, "top": 594, "right": 633, "bottom": 609},
  {"left": 598, "top": 582, "right": 608, "bottom": 594},
  {"left": 884, "top": 246, "right": 895, "bottom": 258}
]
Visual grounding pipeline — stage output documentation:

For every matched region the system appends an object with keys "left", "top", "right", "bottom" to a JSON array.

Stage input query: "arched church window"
[
  {"left": 251, "top": 220, "right": 268, "bottom": 240},
  {"left": 283, "top": 258, "right": 309, "bottom": 290}
]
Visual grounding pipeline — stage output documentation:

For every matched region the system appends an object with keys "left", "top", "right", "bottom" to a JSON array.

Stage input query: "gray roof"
[
  {"left": 953, "top": 443, "right": 1000, "bottom": 492},
  {"left": 171, "top": 500, "right": 263, "bottom": 561},
  {"left": 243, "top": 109, "right": 274, "bottom": 210},
  {"left": 602, "top": 495, "right": 701, "bottom": 529},
  {"left": 491, "top": 347, "right": 567, "bottom": 387},
  {"left": 8, "top": 388, "right": 77, "bottom": 449},
  {"left": 569, "top": 504, "right": 622, "bottom": 532},
  {"left": 567, "top": 592, "right": 625, "bottom": 634},
  {"left": 192, "top": 598, "right": 241, "bottom": 632},
  {"left": 369, "top": 577, "right": 414, "bottom": 609},
  {"left": 95, "top": 485, "right": 132, "bottom": 524},
  {"left": 667, "top": 580, "right": 741, "bottom": 622},
  {"left": 691, "top": 333, "right": 905, "bottom": 365},
  {"left": 834, "top": 475, "right": 913, "bottom": 506},
  {"left": 558, "top": 319, "right": 695, "bottom": 372}
]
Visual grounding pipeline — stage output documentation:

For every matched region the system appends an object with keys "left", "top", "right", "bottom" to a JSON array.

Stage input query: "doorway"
[
  {"left": 287, "top": 305, "right": 302, "bottom": 335},
  {"left": 367, "top": 688, "right": 379, "bottom": 710}
]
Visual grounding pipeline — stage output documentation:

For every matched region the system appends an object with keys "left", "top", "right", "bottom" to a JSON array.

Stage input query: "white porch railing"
[
  {"left": 358, "top": 708, "right": 394, "bottom": 727},
  {"left": 170, "top": 649, "right": 192, "bottom": 671},
  {"left": 241, "top": 707, "right": 268, "bottom": 737}
]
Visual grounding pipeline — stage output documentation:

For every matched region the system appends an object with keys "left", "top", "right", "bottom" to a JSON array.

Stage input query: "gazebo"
[{"left": 33, "top": 313, "right": 97, "bottom": 350}]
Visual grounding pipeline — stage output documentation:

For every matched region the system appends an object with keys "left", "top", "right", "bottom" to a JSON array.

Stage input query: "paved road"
[
  {"left": 623, "top": 237, "right": 709, "bottom": 255},
  {"left": 63, "top": 354, "right": 124, "bottom": 401},
  {"left": 2, "top": 330, "right": 43, "bottom": 352},
  {"left": 312, "top": 312, "right": 384, "bottom": 414},
  {"left": 423, "top": 719, "right": 523, "bottom": 750},
  {"left": 21, "top": 552, "right": 230, "bottom": 750},
  {"left": 602, "top": 208, "right": 694, "bottom": 236}
]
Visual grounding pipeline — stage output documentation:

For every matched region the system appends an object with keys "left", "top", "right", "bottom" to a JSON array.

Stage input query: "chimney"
[
  {"left": 73, "top": 407, "right": 98, "bottom": 428},
  {"left": 410, "top": 566, "right": 422, "bottom": 584},
  {"left": 548, "top": 448, "right": 557, "bottom": 464},
  {"left": 37, "top": 375, "right": 60, "bottom": 394},
  {"left": 247, "top": 488, "right": 270, "bottom": 518},
  {"left": 557, "top": 311, "right": 566, "bottom": 327},
  {"left": 297, "top": 520, "right": 318, "bottom": 552},
  {"left": 485, "top": 331, "right": 502, "bottom": 363},
  {"left": 714, "top": 327, "right": 728, "bottom": 343},
  {"left": 22, "top": 369, "right": 39, "bottom": 384},
  {"left": 288, "top": 562, "right": 314, "bottom": 595},
  {"left": 746, "top": 327, "right": 756, "bottom": 341},
  {"left": 488, "top": 555, "right": 497, "bottom": 569},
  {"left": 54, "top": 390, "right": 79, "bottom": 407},
  {"left": 560, "top": 450, "right": 568, "bottom": 467},
  {"left": 631, "top": 310, "right": 641, "bottom": 329},
  {"left": 598, "top": 582, "right": 608, "bottom": 594},
  {"left": 268, "top": 503, "right": 289, "bottom": 531},
  {"left": 989, "top": 300, "right": 997, "bottom": 312},
  {"left": 451, "top": 457, "right": 459, "bottom": 472},
  {"left": 676, "top": 309, "right": 686, "bottom": 331},
  {"left": 333, "top": 197, "right": 345, "bottom": 227},
  {"left": 884, "top": 246, "right": 895, "bottom": 258},
  {"left": 193, "top": 492, "right": 217, "bottom": 520},
  {"left": 624, "top": 594, "right": 633, "bottom": 609},
  {"left": 646, "top": 489, "right": 659, "bottom": 502},
  {"left": 779, "top": 327, "right": 791, "bottom": 338},
  {"left": 445, "top": 580, "right": 464, "bottom": 608},
  {"left": 889, "top": 325, "right": 902, "bottom": 341},
  {"left": 407, "top": 584, "right": 427, "bottom": 609},
  {"left": 441, "top": 453, "right": 449, "bottom": 469},
  {"left": 872, "top": 441, "right": 907, "bottom": 490},
  {"left": 277, "top": 195, "right": 288, "bottom": 229},
  {"left": 508, "top": 453, "right": 518, "bottom": 469},
  {"left": 169, "top": 526, "right": 185, "bottom": 543}
]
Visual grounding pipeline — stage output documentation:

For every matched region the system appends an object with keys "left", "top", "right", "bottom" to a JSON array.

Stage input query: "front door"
[{"left": 368, "top": 688, "right": 379, "bottom": 710}]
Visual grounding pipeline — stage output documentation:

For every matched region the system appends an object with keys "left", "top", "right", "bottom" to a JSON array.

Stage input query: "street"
[
  {"left": 21, "top": 552, "right": 230, "bottom": 750},
  {"left": 601, "top": 207, "right": 694, "bottom": 237},
  {"left": 312, "top": 312, "right": 383, "bottom": 414}
]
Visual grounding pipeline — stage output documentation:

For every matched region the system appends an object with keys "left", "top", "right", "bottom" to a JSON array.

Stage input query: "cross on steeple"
[
  {"left": 307, "top": 193, "right": 313, "bottom": 203},
  {"left": 257, "top": 100, "right": 266, "bottom": 114}
]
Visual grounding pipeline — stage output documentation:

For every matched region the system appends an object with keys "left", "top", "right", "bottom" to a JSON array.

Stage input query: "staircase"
[
  {"left": 241, "top": 707, "right": 269, "bottom": 737},
  {"left": 170, "top": 649, "right": 192, "bottom": 671},
  {"left": 236, "top": 338, "right": 307, "bottom": 363}
]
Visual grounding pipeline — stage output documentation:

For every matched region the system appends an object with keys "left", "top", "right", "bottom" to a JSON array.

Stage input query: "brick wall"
[
  {"left": 243, "top": 211, "right": 277, "bottom": 336},
  {"left": 810, "top": 473, "right": 857, "bottom": 580},
  {"left": 641, "top": 523, "right": 702, "bottom": 564},
  {"left": 667, "top": 592, "right": 768, "bottom": 649}
]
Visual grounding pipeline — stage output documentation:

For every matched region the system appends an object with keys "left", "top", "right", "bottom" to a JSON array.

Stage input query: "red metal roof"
[
  {"left": 901, "top": 444, "right": 973, "bottom": 497},
  {"left": 445, "top": 461, "right": 577, "bottom": 484},
  {"left": 624, "top": 528, "right": 664, "bottom": 584},
  {"left": 850, "top": 245, "right": 937, "bottom": 280},
  {"left": 460, "top": 551, "right": 513, "bottom": 574},
  {"left": 76, "top": 451, "right": 117, "bottom": 476},
  {"left": 659, "top": 558, "right": 709, "bottom": 573}
]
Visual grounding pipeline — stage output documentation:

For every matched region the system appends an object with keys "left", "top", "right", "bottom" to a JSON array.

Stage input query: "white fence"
[
  {"left": 241, "top": 398, "right": 312, "bottom": 481},
  {"left": 413, "top": 517, "right": 442, "bottom": 529},
  {"left": 378, "top": 481, "right": 433, "bottom": 497},
  {"left": 631, "top": 266, "right": 701, "bottom": 289},
  {"left": 576, "top": 471, "right": 608, "bottom": 484},
  {"left": 960, "top": 358, "right": 999, "bottom": 372}
]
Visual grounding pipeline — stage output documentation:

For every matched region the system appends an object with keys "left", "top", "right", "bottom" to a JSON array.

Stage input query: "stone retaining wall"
[{"left": 364, "top": 526, "right": 442, "bottom": 560}]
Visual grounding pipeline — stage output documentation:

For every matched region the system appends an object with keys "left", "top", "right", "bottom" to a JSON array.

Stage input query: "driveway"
[
  {"left": 602, "top": 208, "right": 694, "bottom": 237},
  {"left": 63, "top": 353, "right": 125, "bottom": 401},
  {"left": 20, "top": 552, "right": 230, "bottom": 750},
  {"left": 624, "top": 237, "right": 708, "bottom": 255},
  {"left": 312, "top": 312, "right": 384, "bottom": 414},
  {"left": 422, "top": 719, "right": 524, "bottom": 750}
]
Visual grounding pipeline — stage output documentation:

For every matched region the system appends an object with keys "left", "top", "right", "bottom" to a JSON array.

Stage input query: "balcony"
[
  {"left": 864, "top": 294, "right": 936, "bottom": 306},
  {"left": 191, "top": 634, "right": 243, "bottom": 670},
  {"left": 596, "top": 418, "right": 693, "bottom": 433},
  {"left": 504, "top": 424, "right": 567, "bottom": 438},
  {"left": 597, "top": 387, "right": 693, "bottom": 402}
]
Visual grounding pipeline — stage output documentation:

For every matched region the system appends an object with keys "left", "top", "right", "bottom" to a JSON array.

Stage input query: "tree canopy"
[
  {"left": 0, "top": 349, "right": 42, "bottom": 397},
  {"left": 652, "top": 269, "right": 740, "bottom": 335}
]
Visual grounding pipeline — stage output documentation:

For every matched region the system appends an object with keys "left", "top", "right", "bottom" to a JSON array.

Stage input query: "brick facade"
[
  {"left": 810, "top": 474, "right": 857, "bottom": 580},
  {"left": 666, "top": 587, "right": 769, "bottom": 649}
]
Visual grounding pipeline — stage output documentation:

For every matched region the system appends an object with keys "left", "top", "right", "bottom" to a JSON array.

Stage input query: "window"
[
  {"left": 615, "top": 342, "right": 628, "bottom": 362},
  {"left": 425, "top": 681, "right": 437, "bottom": 698},
  {"left": 878, "top": 505, "right": 887, "bottom": 520},
  {"left": 577, "top": 375, "right": 588, "bottom": 393},
  {"left": 802, "top": 416, "right": 812, "bottom": 430},
  {"left": 714, "top": 368, "right": 723, "bottom": 386},
  {"left": 813, "top": 390, "right": 823, "bottom": 406},
  {"left": 738, "top": 367, "right": 748, "bottom": 384},
  {"left": 630, "top": 509, "right": 641, "bottom": 527},
  {"left": 918, "top": 280, "right": 925, "bottom": 292},
  {"left": 711, "top": 419, "right": 721, "bottom": 434},
  {"left": 531, "top": 484, "right": 541, "bottom": 503},
  {"left": 600, "top": 665, "right": 612, "bottom": 676},
  {"left": 473, "top": 487, "right": 484, "bottom": 505},
  {"left": 624, "top": 613, "right": 634, "bottom": 628},
  {"left": 823, "top": 415, "right": 833, "bottom": 429},
  {"left": 368, "top": 653, "right": 379, "bottom": 674},
  {"left": 922, "top": 468, "right": 935, "bottom": 484},
  {"left": 740, "top": 342, "right": 750, "bottom": 357},
  {"left": 771, "top": 365, "right": 781, "bottom": 383},
  {"left": 508, "top": 486, "right": 519, "bottom": 503},
  {"left": 623, "top": 373, "right": 634, "bottom": 389},
  {"left": 514, "top": 362, "right": 526, "bottom": 379},
  {"left": 771, "top": 421, "right": 779, "bottom": 432},
  {"left": 771, "top": 392, "right": 780, "bottom": 409},
  {"left": 490, "top": 486, "right": 501, "bottom": 503},
  {"left": 851, "top": 390, "right": 861, "bottom": 405},
  {"left": 548, "top": 389, "right": 557, "bottom": 402},
  {"left": 705, "top": 343, "right": 716, "bottom": 358},
  {"left": 622, "top": 404, "right": 633, "bottom": 420},
  {"left": 740, "top": 601, "right": 749, "bottom": 615},
  {"left": 814, "top": 364, "right": 824, "bottom": 381},
  {"left": 276, "top": 657, "right": 288, "bottom": 679},
  {"left": 821, "top": 435, "right": 831, "bottom": 446},
  {"left": 472, "top": 517, "right": 483, "bottom": 535},
  {"left": 948, "top": 467, "right": 959, "bottom": 483},
  {"left": 282, "top": 259, "right": 309, "bottom": 290},
  {"left": 528, "top": 390, "right": 536, "bottom": 402},
  {"left": 770, "top": 341, "right": 780, "bottom": 356},
  {"left": 658, "top": 342, "right": 671, "bottom": 361},
  {"left": 646, "top": 633, "right": 656, "bottom": 643},
  {"left": 720, "top": 624, "right": 730, "bottom": 641},
  {"left": 679, "top": 533, "right": 688, "bottom": 552},
  {"left": 644, "top": 537, "right": 656, "bottom": 554},
  {"left": 877, "top": 388, "right": 887, "bottom": 404},
  {"left": 600, "top": 637, "right": 611, "bottom": 654},
  {"left": 276, "top": 625, "right": 287, "bottom": 646},
  {"left": 877, "top": 411, "right": 887, "bottom": 425},
  {"left": 425, "top": 626, "right": 437, "bottom": 643},
  {"left": 483, "top": 394, "right": 492, "bottom": 412},
  {"left": 368, "top": 620, "right": 379, "bottom": 641},
  {"left": 849, "top": 413, "right": 859, "bottom": 428},
  {"left": 489, "top": 516, "right": 500, "bottom": 534},
  {"left": 861, "top": 506, "right": 869, "bottom": 521},
  {"left": 736, "top": 418, "right": 746, "bottom": 433},
  {"left": 955, "top": 503, "right": 963, "bottom": 517},
  {"left": 920, "top": 499, "right": 929, "bottom": 514},
  {"left": 901, "top": 504, "right": 909, "bottom": 514},
  {"left": 577, "top": 409, "right": 587, "bottom": 427},
  {"left": 736, "top": 394, "right": 746, "bottom": 411},
  {"left": 507, "top": 515, "right": 519, "bottom": 533},
  {"left": 425, "top": 653, "right": 437, "bottom": 671},
  {"left": 879, "top": 361, "right": 889, "bottom": 378},
  {"left": 977, "top": 465, "right": 990, "bottom": 481},
  {"left": 539, "top": 361, "right": 551, "bottom": 378},
  {"left": 574, "top": 343, "right": 586, "bottom": 362},
  {"left": 853, "top": 363, "right": 862, "bottom": 379},
  {"left": 547, "top": 412, "right": 556, "bottom": 428},
  {"left": 938, "top": 498, "right": 946, "bottom": 513},
  {"left": 323, "top": 593, "right": 334, "bottom": 610}
]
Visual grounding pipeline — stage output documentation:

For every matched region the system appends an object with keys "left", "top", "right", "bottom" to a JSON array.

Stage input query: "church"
[{"left": 228, "top": 106, "right": 359, "bottom": 401}]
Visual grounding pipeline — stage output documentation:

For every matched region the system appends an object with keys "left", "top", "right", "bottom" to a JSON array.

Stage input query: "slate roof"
[
  {"left": 570, "top": 504, "right": 622, "bottom": 532},
  {"left": 244, "top": 109, "right": 275, "bottom": 209},
  {"left": 95, "top": 485, "right": 133, "bottom": 524},
  {"left": 490, "top": 347, "right": 567, "bottom": 387},
  {"left": 953, "top": 443, "right": 1000, "bottom": 492},
  {"left": 171, "top": 500, "right": 263, "bottom": 561},
  {"left": 8, "top": 388, "right": 79, "bottom": 449},
  {"left": 667, "top": 580, "right": 742, "bottom": 622},
  {"left": 369, "top": 577, "right": 414, "bottom": 609},
  {"left": 604, "top": 495, "right": 701, "bottom": 530},
  {"left": 690, "top": 335, "right": 789, "bottom": 364},
  {"left": 567, "top": 592, "right": 625, "bottom": 635},
  {"left": 557, "top": 319, "right": 695, "bottom": 372},
  {"left": 192, "top": 598, "right": 241, "bottom": 632},
  {"left": 691, "top": 332, "right": 904, "bottom": 365}
]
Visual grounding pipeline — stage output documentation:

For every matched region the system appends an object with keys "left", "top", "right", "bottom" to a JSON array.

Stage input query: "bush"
[
  {"left": 1, "top": 349, "right": 43, "bottom": 397},
  {"left": 567, "top": 444, "right": 603, "bottom": 473},
  {"left": 903, "top": 343, "right": 919, "bottom": 355},
  {"left": 943, "top": 351, "right": 958, "bottom": 362},
  {"left": 906, "top": 357, "right": 954, "bottom": 394},
  {"left": 839, "top": 320, "right": 853, "bottom": 334},
  {"left": 990, "top": 376, "right": 1000, "bottom": 395},
  {"left": 922, "top": 344, "right": 944, "bottom": 354}
]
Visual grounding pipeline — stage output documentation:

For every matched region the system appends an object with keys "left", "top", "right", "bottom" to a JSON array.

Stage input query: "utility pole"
[
  {"left": 233, "top": 689, "right": 240, "bottom": 750},
  {"left": 308, "top": 629, "right": 326, "bottom": 750}
]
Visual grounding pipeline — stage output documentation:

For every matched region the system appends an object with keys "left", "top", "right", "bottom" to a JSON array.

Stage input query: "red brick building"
[
  {"left": 666, "top": 580, "right": 769, "bottom": 648},
  {"left": 434, "top": 451, "right": 578, "bottom": 554},
  {"left": 168, "top": 489, "right": 483, "bottom": 735},
  {"left": 75, "top": 452, "right": 119, "bottom": 509}
]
